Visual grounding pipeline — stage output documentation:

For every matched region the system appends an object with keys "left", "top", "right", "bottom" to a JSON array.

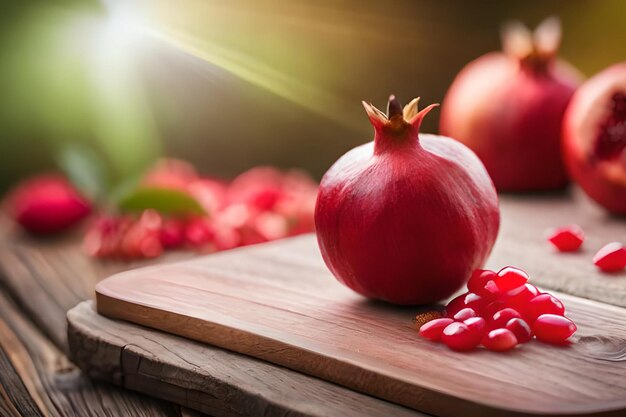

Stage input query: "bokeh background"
[{"left": 1, "top": 0, "right": 625, "bottom": 193}]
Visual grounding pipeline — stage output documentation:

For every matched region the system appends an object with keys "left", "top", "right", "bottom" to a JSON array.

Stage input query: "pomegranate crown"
[
  {"left": 501, "top": 16, "right": 561, "bottom": 70},
  {"left": 362, "top": 95, "right": 439, "bottom": 135}
]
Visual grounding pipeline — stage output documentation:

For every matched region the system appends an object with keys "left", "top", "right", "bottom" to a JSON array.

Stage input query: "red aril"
[
  {"left": 444, "top": 294, "right": 467, "bottom": 318},
  {"left": 441, "top": 322, "right": 482, "bottom": 351},
  {"left": 463, "top": 293, "right": 489, "bottom": 313},
  {"left": 504, "top": 283, "right": 540, "bottom": 310},
  {"left": 440, "top": 18, "right": 582, "bottom": 191},
  {"left": 525, "top": 293, "right": 565, "bottom": 322},
  {"left": 562, "top": 62, "right": 626, "bottom": 214},
  {"left": 505, "top": 318, "right": 532, "bottom": 343},
  {"left": 184, "top": 218, "right": 214, "bottom": 246},
  {"left": 533, "top": 314, "right": 577, "bottom": 343},
  {"left": 495, "top": 266, "right": 529, "bottom": 291},
  {"left": 491, "top": 308, "right": 523, "bottom": 328},
  {"left": 482, "top": 328, "right": 518, "bottom": 352},
  {"left": 315, "top": 95, "right": 499, "bottom": 304},
  {"left": 463, "top": 317, "right": 486, "bottom": 334},
  {"left": 467, "top": 269, "right": 497, "bottom": 293},
  {"left": 547, "top": 225, "right": 584, "bottom": 252},
  {"left": 593, "top": 242, "right": 626, "bottom": 272},
  {"left": 477, "top": 280, "right": 501, "bottom": 300},
  {"left": 419, "top": 318, "right": 454, "bottom": 342},
  {"left": 160, "top": 218, "right": 186, "bottom": 248},
  {"left": 483, "top": 300, "right": 507, "bottom": 318},
  {"left": 7, "top": 174, "right": 91, "bottom": 235},
  {"left": 453, "top": 308, "right": 477, "bottom": 322}
]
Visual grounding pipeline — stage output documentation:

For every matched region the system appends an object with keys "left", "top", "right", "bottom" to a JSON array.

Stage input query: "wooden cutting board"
[
  {"left": 68, "top": 301, "right": 423, "bottom": 417},
  {"left": 95, "top": 194, "right": 626, "bottom": 417}
]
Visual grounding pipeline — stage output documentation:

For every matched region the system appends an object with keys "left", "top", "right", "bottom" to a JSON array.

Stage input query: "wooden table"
[{"left": 2, "top": 191, "right": 626, "bottom": 417}]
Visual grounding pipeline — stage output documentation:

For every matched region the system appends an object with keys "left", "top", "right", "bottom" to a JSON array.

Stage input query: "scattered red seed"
[
  {"left": 418, "top": 267, "right": 576, "bottom": 353},
  {"left": 453, "top": 308, "right": 477, "bottom": 322},
  {"left": 441, "top": 322, "right": 481, "bottom": 351},
  {"left": 482, "top": 328, "right": 518, "bottom": 352},
  {"left": 505, "top": 318, "right": 532, "bottom": 343},
  {"left": 495, "top": 266, "right": 529, "bottom": 291},
  {"left": 547, "top": 225, "right": 584, "bottom": 252},
  {"left": 419, "top": 318, "right": 454, "bottom": 342},
  {"left": 533, "top": 314, "right": 577, "bottom": 344},
  {"left": 525, "top": 293, "right": 565, "bottom": 323},
  {"left": 593, "top": 242, "right": 626, "bottom": 272}
]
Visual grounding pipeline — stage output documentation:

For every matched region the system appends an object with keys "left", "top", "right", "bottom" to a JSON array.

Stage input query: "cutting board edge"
[{"left": 95, "top": 288, "right": 626, "bottom": 417}]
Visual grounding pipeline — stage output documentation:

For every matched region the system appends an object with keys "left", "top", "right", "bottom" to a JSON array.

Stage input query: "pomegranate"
[
  {"left": 440, "top": 18, "right": 582, "bottom": 191},
  {"left": 315, "top": 95, "right": 500, "bottom": 305},
  {"left": 562, "top": 63, "right": 626, "bottom": 213},
  {"left": 6, "top": 174, "right": 91, "bottom": 235}
]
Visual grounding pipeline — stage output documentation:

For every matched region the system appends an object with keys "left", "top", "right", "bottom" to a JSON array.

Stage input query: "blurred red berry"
[{"left": 7, "top": 174, "right": 91, "bottom": 235}]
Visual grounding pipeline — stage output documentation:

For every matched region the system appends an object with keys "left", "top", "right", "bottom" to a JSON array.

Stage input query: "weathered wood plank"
[
  {"left": 0, "top": 290, "right": 183, "bottom": 417},
  {"left": 97, "top": 234, "right": 626, "bottom": 417},
  {"left": 68, "top": 301, "right": 426, "bottom": 417}
]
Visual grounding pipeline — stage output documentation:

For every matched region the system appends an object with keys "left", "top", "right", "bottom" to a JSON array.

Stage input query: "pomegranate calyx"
[
  {"left": 501, "top": 17, "right": 561, "bottom": 72},
  {"left": 363, "top": 95, "right": 439, "bottom": 152}
]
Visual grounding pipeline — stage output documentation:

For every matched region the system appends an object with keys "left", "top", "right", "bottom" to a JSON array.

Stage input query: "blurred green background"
[{"left": 1, "top": 0, "right": 625, "bottom": 193}]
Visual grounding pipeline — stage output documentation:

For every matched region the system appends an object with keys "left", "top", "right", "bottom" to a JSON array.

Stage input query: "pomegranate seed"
[
  {"left": 444, "top": 294, "right": 467, "bottom": 318},
  {"left": 504, "top": 283, "right": 539, "bottom": 309},
  {"left": 483, "top": 300, "right": 506, "bottom": 318},
  {"left": 533, "top": 314, "right": 577, "bottom": 344},
  {"left": 160, "top": 219, "right": 186, "bottom": 248},
  {"left": 593, "top": 242, "right": 626, "bottom": 272},
  {"left": 463, "top": 293, "right": 488, "bottom": 313},
  {"left": 482, "top": 328, "right": 518, "bottom": 352},
  {"left": 547, "top": 225, "right": 584, "bottom": 252},
  {"left": 467, "top": 269, "right": 496, "bottom": 293},
  {"left": 525, "top": 293, "right": 565, "bottom": 322},
  {"left": 441, "top": 322, "right": 481, "bottom": 351},
  {"left": 419, "top": 318, "right": 454, "bottom": 342},
  {"left": 453, "top": 307, "right": 477, "bottom": 322},
  {"left": 491, "top": 308, "right": 522, "bottom": 328},
  {"left": 495, "top": 266, "right": 529, "bottom": 291},
  {"left": 476, "top": 280, "right": 501, "bottom": 300},
  {"left": 505, "top": 318, "right": 532, "bottom": 343},
  {"left": 463, "top": 317, "right": 486, "bottom": 334}
]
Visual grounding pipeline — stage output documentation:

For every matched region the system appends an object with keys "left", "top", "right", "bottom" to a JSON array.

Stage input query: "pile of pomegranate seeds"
[
  {"left": 547, "top": 225, "right": 584, "bottom": 252},
  {"left": 84, "top": 162, "right": 317, "bottom": 260},
  {"left": 418, "top": 267, "right": 577, "bottom": 352}
]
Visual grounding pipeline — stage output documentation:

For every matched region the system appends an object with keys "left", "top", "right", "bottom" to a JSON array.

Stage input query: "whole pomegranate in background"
[
  {"left": 315, "top": 95, "right": 500, "bottom": 305},
  {"left": 563, "top": 62, "right": 626, "bottom": 214},
  {"left": 6, "top": 174, "right": 92, "bottom": 235},
  {"left": 440, "top": 18, "right": 582, "bottom": 191}
]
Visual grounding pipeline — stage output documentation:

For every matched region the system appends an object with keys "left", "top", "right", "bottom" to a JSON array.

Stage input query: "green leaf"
[
  {"left": 117, "top": 187, "right": 206, "bottom": 216},
  {"left": 56, "top": 144, "right": 108, "bottom": 202}
]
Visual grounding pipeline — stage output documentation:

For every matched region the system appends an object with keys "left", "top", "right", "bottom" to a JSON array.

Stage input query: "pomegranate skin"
[
  {"left": 563, "top": 62, "right": 626, "bottom": 214},
  {"left": 315, "top": 96, "right": 500, "bottom": 305},
  {"left": 7, "top": 175, "right": 92, "bottom": 235},
  {"left": 440, "top": 19, "right": 582, "bottom": 191}
]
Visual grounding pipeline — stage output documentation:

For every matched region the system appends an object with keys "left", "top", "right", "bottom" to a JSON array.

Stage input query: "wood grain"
[
  {"left": 68, "top": 301, "right": 425, "bottom": 417},
  {"left": 491, "top": 191, "right": 626, "bottom": 307},
  {"left": 97, "top": 234, "right": 626, "bottom": 417},
  {"left": 0, "top": 289, "right": 180, "bottom": 417}
]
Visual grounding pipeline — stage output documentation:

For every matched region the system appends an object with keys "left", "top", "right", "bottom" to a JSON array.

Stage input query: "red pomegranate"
[
  {"left": 315, "top": 95, "right": 500, "bottom": 305},
  {"left": 563, "top": 62, "right": 626, "bottom": 214},
  {"left": 440, "top": 18, "right": 582, "bottom": 191}
]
